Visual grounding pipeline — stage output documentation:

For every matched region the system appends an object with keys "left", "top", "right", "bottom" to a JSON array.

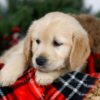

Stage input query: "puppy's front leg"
[
  {"left": 0, "top": 54, "right": 26, "bottom": 86},
  {"left": 35, "top": 69, "right": 67, "bottom": 85}
]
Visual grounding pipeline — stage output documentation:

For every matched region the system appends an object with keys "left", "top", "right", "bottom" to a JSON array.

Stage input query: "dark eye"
[
  {"left": 53, "top": 40, "right": 62, "bottom": 47},
  {"left": 36, "top": 39, "right": 40, "bottom": 44}
]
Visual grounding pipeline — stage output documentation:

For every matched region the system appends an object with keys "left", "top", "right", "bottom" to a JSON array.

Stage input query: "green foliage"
[
  {"left": 96, "top": 12, "right": 100, "bottom": 17},
  {"left": 0, "top": 18, "right": 12, "bottom": 36},
  {"left": 0, "top": 0, "right": 84, "bottom": 36}
]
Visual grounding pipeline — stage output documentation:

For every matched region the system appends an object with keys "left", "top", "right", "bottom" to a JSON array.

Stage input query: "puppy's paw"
[
  {"left": 35, "top": 71, "right": 55, "bottom": 85},
  {"left": 0, "top": 70, "right": 18, "bottom": 86}
]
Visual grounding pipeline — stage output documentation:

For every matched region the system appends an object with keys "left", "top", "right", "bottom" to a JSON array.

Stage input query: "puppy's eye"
[
  {"left": 36, "top": 39, "right": 40, "bottom": 44},
  {"left": 53, "top": 40, "right": 62, "bottom": 47}
]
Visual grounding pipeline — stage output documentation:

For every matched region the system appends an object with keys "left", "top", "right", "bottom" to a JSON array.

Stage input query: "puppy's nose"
[{"left": 36, "top": 56, "right": 47, "bottom": 66}]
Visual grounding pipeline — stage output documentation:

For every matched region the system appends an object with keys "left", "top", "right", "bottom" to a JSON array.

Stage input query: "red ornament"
[{"left": 12, "top": 26, "right": 20, "bottom": 33}]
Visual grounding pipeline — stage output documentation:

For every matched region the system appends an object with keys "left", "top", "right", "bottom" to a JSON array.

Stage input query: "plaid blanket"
[{"left": 0, "top": 65, "right": 99, "bottom": 100}]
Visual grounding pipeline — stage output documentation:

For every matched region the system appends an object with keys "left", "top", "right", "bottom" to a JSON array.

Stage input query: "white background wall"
[
  {"left": 0, "top": 0, "right": 8, "bottom": 11},
  {"left": 83, "top": 0, "right": 100, "bottom": 14}
]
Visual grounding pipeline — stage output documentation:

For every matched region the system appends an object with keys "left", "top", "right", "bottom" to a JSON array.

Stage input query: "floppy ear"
[
  {"left": 24, "top": 24, "right": 34, "bottom": 65},
  {"left": 70, "top": 32, "right": 90, "bottom": 70}
]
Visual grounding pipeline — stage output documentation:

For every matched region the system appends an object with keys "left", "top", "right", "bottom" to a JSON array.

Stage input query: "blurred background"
[{"left": 0, "top": 0, "right": 100, "bottom": 53}]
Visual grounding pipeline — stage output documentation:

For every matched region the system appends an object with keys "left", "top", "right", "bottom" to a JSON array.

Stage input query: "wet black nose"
[{"left": 36, "top": 56, "right": 47, "bottom": 66}]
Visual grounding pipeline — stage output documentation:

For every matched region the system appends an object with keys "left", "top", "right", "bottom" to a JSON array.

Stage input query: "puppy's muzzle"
[{"left": 36, "top": 56, "right": 47, "bottom": 66}]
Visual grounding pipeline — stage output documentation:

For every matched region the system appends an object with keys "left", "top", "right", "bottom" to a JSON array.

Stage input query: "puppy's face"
[
  {"left": 24, "top": 12, "right": 90, "bottom": 72},
  {"left": 32, "top": 23, "right": 72, "bottom": 72}
]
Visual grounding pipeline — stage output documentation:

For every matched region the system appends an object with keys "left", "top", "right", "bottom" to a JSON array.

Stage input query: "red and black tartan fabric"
[{"left": 0, "top": 64, "right": 99, "bottom": 100}]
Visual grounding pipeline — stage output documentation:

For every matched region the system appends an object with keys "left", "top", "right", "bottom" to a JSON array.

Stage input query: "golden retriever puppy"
[{"left": 0, "top": 12, "right": 90, "bottom": 86}]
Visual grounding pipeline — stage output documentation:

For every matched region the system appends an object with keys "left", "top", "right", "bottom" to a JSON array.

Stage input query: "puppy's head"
[{"left": 24, "top": 12, "right": 90, "bottom": 72}]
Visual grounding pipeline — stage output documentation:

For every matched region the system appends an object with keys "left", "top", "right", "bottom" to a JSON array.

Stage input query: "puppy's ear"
[
  {"left": 24, "top": 24, "right": 34, "bottom": 65},
  {"left": 70, "top": 32, "right": 90, "bottom": 70}
]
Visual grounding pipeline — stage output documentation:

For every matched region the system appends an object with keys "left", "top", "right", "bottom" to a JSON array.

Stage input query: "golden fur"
[
  {"left": 75, "top": 14, "right": 100, "bottom": 70},
  {"left": 74, "top": 14, "right": 100, "bottom": 53},
  {"left": 0, "top": 12, "right": 90, "bottom": 86}
]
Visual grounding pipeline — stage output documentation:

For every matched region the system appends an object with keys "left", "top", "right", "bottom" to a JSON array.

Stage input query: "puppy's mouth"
[
  {"left": 35, "top": 65, "right": 65, "bottom": 72},
  {"left": 36, "top": 66, "right": 51, "bottom": 72},
  {"left": 33, "top": 64, "right": 48, "bottom": 72},
  {"left": 34, "top": 64, "right": 57, "bottom": 72},
  {"left": 38, "top": 68, "right": 47, "bottom": 72}
]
